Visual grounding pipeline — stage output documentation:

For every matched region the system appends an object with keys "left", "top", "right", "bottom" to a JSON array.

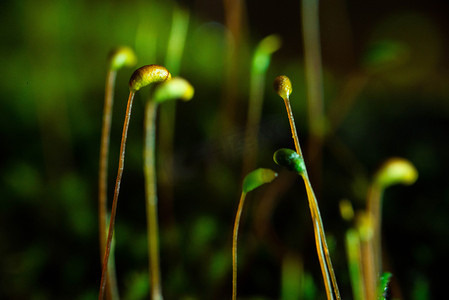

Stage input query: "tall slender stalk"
[
  {"left": 364, "top": 158, "right": 418, "bottom": 299},
  {"left": 99, "top": 69, "right": 117, "bottom": 300},
  {"left": 98, "top": 46, "right": 136, "bottom": 300},
  {"left": 144, "top": 100, "right": 163, "bottom": 300},
  {"left": 232, "top": 191, "right": 246, "bottom": 300},
  {"left": 345, "top": 228, "right": 366, "bottom": 300},
  {"left": 99, "top": 65, "right": 171, "bottom": 300},
  {"left": 99, "top": 90, "right": 136, "bottom": 300},
  {"left": 232, "top": 168, "right": 277, "bottom": 300},
  {"left": 144, "top": 77, "right": 194, "bottom": 300},
  {"left": 274, "top": 75, "right": 340, "bottom": 300}
]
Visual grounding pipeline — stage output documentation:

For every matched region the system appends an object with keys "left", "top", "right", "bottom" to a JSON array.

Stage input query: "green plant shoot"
[
  {"left": 99, "top": 46, "right": 136, "bottom": 300},
  {"left": 233, "top": 168, "right": 277, "bottom": 300},
  {"left": 364, "top": 158, "right": 417, "bottom": 299},
  {"left": 99, "top": 65, "right": 171, "bottom": 300},
  {"left": 144, "top": 76, "right": 194, "bottom": 300},
  {"left": 273, "top": 74, "right": 340, "bottom": 300}
]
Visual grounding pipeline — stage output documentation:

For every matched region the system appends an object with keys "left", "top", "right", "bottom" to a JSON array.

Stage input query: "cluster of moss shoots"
[{"left": 98, "top": 46, "right": 418, "bottom": 300}]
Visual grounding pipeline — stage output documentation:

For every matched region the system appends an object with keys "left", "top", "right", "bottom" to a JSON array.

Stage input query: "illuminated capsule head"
[
  {"left": 375, "top": 157, "right": 418, "bottom": 188},
  {"left": 153, "top": 77, "right": 194, "bottom": 103},
  {"left": 129, "top": 65, "right": 171, "bottom": 92},
  {"left": 108, "top": 46, "right": 137, "bottom": 70},
  {"left": 242, "top": 168, "right": 278, "bottom": 194},
  {"left": 273, "top": 148, "right": 305, "bottom": 174},
  {"left": 273, "top": 75, "right": 292, "bottom": 99}
]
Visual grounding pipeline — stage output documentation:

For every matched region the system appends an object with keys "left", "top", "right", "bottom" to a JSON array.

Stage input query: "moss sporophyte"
[
  {"left": 99, "top": 65, "right": 171, "bottom": 300},
  {"left": 99, "top": 46, "right": 136, "bottom": 300},
  {"left": 274, "top": 75, "right": 340, "bottom": 300},
  {"left": 232, "top": 168, "right": 277, "bottom": 300},
  {"left": 143, "top": 77, "right": 194, "bottom": 300}
]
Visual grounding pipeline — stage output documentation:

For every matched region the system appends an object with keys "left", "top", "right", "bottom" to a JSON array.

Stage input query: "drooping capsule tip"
[
  {"left": 273, "top": 75, "right": 292, "bottom": 99},
  {"left": 109, "top": 46, "right": 137, "bottom": 71},
  {"left": 242, "top": 168, "right": 278, "bottom": 194},
  {"left": 153, "top": 77, "right": 194, "bottom": 103},
  {"left": 375, "top": 157, "right": 418, "bottom": 188},
  {"left": 129, "top": 65, "right": 171, "bottom": 92}
]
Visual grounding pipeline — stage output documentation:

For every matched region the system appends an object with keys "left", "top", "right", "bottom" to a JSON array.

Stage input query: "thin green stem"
[
  {"left": 361, "top": 234, "right": 376, "bottom": 300},
  {"left": 345, "top": 229, "right": 366, "bottom": 300},
  {"left": 367, "top": 183, "right": 383, "bottom": 277},
  {"left": 144, "top": 100, "right": 163, "bottom": 300},
  {"left": 99, "top": 91, "right": 135, "bottom": 300},
  {"left": 232, "top": 192, "right": 247, "bottom": 300},
  {"left": 99, "top": 69, "right": 120, "bottom": 300},
  {"left": 364, "top": 183, "right": 383, "bottom": 300},
  {"left": 99, "top": 69, "right": 115, "bottom": 263}
]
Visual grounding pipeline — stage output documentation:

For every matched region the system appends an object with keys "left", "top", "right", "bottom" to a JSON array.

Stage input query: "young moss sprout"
[
  {"left": 364, "top": 158, "right": 417, "bottom": 300},
  {"left": 273, "top": 74, "right": 340, "bottom": 300},
  {"left": 99, "top": 46, "right": 136, "bottom": 300},
  {"left": 99, "top": 65, "right": 171, "bottom": 300},
  {"left": 232, "top": 168, "right": 277, "bottom": 300},
  {"left": 143, "top": 77, "right": 194, "bottom": 300}
]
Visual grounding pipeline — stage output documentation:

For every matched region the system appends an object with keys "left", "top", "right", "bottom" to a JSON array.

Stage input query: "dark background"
[{"left": 1, "top": 0, "right": 448, "bottom": 299}]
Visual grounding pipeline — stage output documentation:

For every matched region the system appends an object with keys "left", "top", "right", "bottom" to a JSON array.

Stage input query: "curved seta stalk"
[
  {"left": 98, "top": 46, "right": 136, "bottom": 300},
  {"left": 99, "top": 65, "right": 171, "bottom": 300},
  {"left": 232, "top": 168, "right": 277, "bottom": 300},
  {"left": 144, "top": 77, "right": 194, "bottom": 300}
]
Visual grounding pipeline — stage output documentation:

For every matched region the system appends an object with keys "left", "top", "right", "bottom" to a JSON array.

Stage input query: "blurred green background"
[{"left": 1, "top": 0, "right": 448, "bottom": 299}]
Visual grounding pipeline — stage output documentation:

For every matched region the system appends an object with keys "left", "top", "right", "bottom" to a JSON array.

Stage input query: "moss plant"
[
  {"left": 363, "top": 158, "right": 417, "bottom": 299},
  {"left": 99, "top": 65, "right": 171, "bottom": 300},
  {"left": 242, "top": 34, "right": 282, "bottom": 175},
  {"left": 232, "top": 168, "right": 277, "bottom": 300},
  {"left": 144, "top": 77, "right": 194, "bottom": 300},
  {"left": 339, "top": 158, "right": 416, "bottom": 300},
  {"left": 272, "top": 74, "right": 341, "bottom": 300},
  {"left": 99, "top": 46, "right": 136, "bottom": 300}
]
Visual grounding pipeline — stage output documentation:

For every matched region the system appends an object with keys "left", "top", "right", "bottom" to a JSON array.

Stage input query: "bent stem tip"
[
  {"left": 100, "top": 64, "right": 172, "bottom": 300},
  {"left": 233, "top": 168, "right": 277, "bottom": 300},
  {"left": 129, "top": 65, "right": 171, "bottom": 92}
]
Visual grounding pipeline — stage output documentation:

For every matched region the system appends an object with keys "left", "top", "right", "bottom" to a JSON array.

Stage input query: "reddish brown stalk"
[{"left": 99, "top": 91, "right": 135, "bottom": 300}]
